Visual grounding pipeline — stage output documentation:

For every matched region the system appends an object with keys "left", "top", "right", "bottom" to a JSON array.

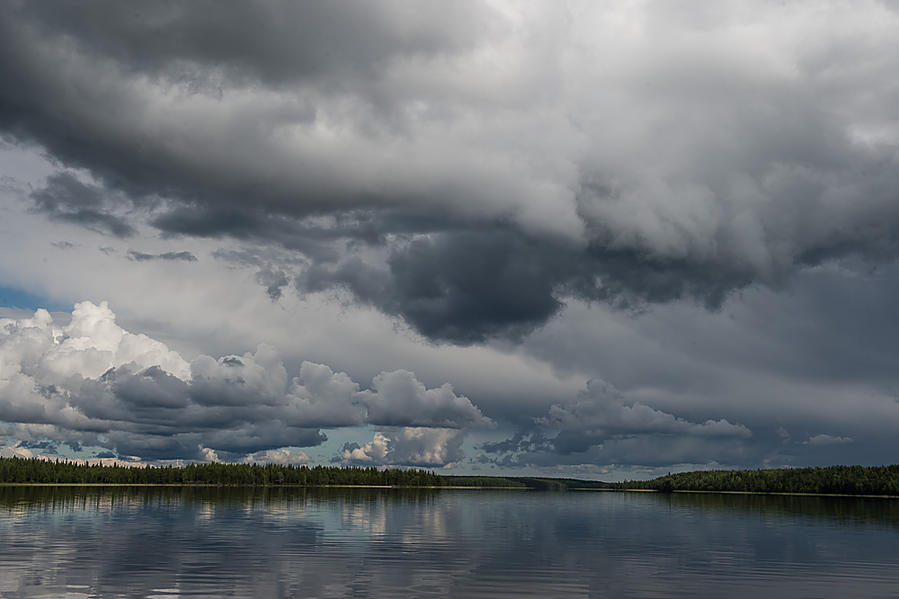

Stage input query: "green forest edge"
[{"left": 1, "top": 458, "right": 898, "bottom": 497}]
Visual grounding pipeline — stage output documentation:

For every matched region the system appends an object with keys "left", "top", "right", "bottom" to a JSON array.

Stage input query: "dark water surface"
[{"left": 1, "top": 487, "right": 898, "bottom": 598}]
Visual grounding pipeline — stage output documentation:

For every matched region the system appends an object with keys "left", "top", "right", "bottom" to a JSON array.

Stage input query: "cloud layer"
[
  {"left": 4, "top": 1, "right": 899, "bottom": 342},
  {"left": 481, "top": 379, "right": 754, "bottom": 469},
  {"left": 2, "top": 2, "right": 899, "bottom": 476},
  {"left": 0, "top": 302, "right": 488, "bottom": 461}
]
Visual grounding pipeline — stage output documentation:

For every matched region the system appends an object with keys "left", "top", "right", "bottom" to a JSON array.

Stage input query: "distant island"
[
  {"left": 611, "top": 464, "right": 899, "bottom": 496},
  {"left": 1, "top": 457, "right": 897, "bottom": 496}
]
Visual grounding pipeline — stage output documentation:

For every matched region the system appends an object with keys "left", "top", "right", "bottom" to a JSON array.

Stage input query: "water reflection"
[
  {"left": 658, "top": 490, "right": 899, "bottom": 528},
  {"left": 0, "top": 487, "right": 897, "bottom": 598}
]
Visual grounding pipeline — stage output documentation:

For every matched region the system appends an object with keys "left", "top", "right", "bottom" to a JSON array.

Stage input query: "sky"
[{"left": 2, "top": 0, "right": 899, "bottom": 480}]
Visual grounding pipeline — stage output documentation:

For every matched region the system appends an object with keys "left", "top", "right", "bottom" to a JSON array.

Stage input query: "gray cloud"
[
  {"left": 255, "top": 267, "right": 289, "bottom": 301},
  {"left": 128, "top": 250, "right": 198, "bottom": 262},
  {"left": 541, "top": 380, "right": 751, "bottom": 448},
  {"left": 30, "top": 172, "right": 135, "bottom": 237},
  {"left": 213, "top": 247, "right": 317, "bottom": 302},
  {"left": 481, "top": 379, "right": 754, "bottom": 469},
  {"left": 805, "top": 434, "right": 853, "bottom": 447},
  {"left": 500, "top": 258, "right": 899, "bottom": 471},
  {"left": 360, "top": 369, "right": 492, "bottom": 429}
]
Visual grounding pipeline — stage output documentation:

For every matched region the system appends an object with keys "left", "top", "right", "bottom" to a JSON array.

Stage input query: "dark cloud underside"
[
  {"left": 4, "top": 1, "right": 899, "bottom": 343},
  {"left": 31, "top": 173, "right": 135, "bottom": 237}
]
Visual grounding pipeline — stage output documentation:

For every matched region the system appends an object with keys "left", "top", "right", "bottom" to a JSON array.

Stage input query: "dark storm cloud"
[
  {"left": 0, "top": 0, "right": 488, "bottom": 222},
  {"left": 4, "top": 0, "right": 899, "bottom": 344},
  {"left": 127, "top": 250, "right": 198, "bottom": 262},
  {"left": 300, "top": 231, "right": 566, "bottom": 343},
  {"left": 13, "top": 0, "right": 486, "bottom": 87},
  {"left": 30, "top": 173, "right": 136, "bottom": 237},
  {"left": 153, "top": 207, "right": 344, "bottom": 261},
  {"left": 300, "top": 227, "right": 755, "bottom": 342}
]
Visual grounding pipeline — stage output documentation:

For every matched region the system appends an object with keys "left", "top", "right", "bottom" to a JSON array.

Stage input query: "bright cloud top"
[{"left": 341, "top": 428, "right": 466, "bottom": 468}]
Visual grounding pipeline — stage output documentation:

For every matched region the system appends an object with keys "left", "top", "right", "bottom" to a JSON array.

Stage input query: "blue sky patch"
[{"left": 0, "top": 284, "right": 67, "bottom": 311}]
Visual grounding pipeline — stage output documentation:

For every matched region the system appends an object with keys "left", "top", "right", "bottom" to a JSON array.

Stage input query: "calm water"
[{"left": 1, "top": 487, "right": 898, "bottom": 598}]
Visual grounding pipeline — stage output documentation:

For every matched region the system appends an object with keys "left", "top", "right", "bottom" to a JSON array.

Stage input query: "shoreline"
[
  {"left": 577, "top": 487, "right": 899, "bottom": 499},
  {"left": 1, "top": 483, "right": 898, "bottom": 498},
  {"left": 0, "top": 483, "right": 527, "bottom": 490}
]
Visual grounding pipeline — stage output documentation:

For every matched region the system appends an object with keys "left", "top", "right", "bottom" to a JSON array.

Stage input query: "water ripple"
[{"left": 0, "top": 488, "right": 898, "bottom": 598}]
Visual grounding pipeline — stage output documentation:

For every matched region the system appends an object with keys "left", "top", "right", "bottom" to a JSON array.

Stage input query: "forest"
[
  {"left": 616, "top": 465, "right": 899, "bottom": 496},
  {"left": 0, "top": 457, "right": 614, "bottom": 488},
  {"left": 0, "top": 457, "right": 612, "bottom": 489},
  {"left": 0, "top": 457, "right": 442, "bottom": 487},
  {"left": 2, "top": 458, "right": 898, "bottom": 495}
]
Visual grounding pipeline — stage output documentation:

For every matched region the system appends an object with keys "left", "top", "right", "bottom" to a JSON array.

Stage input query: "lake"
[{"left": 0, "top": 486, "right": 898, "bottom": 598}]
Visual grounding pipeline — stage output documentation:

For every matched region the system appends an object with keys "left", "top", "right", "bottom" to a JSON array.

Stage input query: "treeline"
[
  {"left": 0, "top": 457, "right": 442, "bottom": 487},
  {"left": 0, "top": 457, "right": 617, "bottom": 489},
  {"left": 9, "top": 457, "right": 897, "bottom": 495},
  {"left": 617, "top": 465, "right": 899, "bottom": 496}
]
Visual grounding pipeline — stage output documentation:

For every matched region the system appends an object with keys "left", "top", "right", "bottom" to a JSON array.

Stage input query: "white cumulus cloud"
[
  {"left": 0, "top": 302, "right": 490, "bottom": 462},
  {"left": 341, "top": 428, "right": 466, "bottom": 467}
]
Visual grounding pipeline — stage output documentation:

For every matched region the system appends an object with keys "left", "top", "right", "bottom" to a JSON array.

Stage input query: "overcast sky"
[{"left": 2, "top": 0, "right": 899, "bottom": 480}]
